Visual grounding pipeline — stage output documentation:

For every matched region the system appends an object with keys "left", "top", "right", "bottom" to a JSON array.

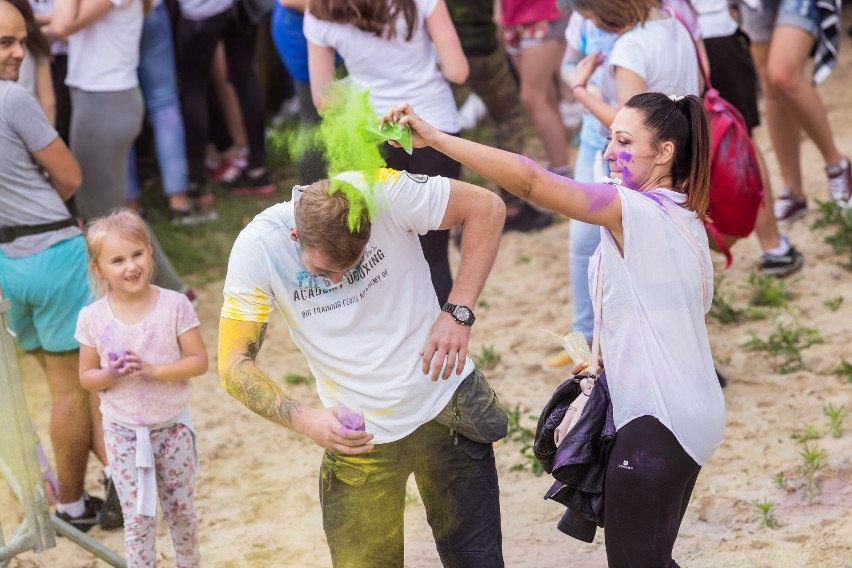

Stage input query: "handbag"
[
  {"left": 550, "top": 261, "right": 604, "bottom": 447},
  {"left": 433, "top": 369, "right": 509, "bottom": 445},
  {"left": 670, "top": 8, "right": 764, "bottom": 268}
]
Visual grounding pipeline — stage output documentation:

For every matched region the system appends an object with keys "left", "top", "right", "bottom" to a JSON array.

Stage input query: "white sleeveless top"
[{"left": 589, "top": 183, "right": 725, "bottom": 465}]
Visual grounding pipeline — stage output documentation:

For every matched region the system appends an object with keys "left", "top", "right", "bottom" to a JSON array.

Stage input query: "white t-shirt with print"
[
  {"left": 65, "top": 0, "right": 142, "bottom": 91},
  {"left": 589, "top": 184, "right": 725, "bottom": 465},
  {"left": 221, "top": 169, "right": 473, "bottom": 444},
  {"left": 605, "top": 13, "right": 700, "bottom": 103},
  {"left": 303, "top": 0, "right": 462, "bottom": 133}
]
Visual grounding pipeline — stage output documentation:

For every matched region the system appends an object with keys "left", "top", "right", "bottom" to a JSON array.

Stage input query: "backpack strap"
[
  {"left": 665, "top": 6, "right": 712, "bottom": 91},
  {"left": 705, "top": 222, "right": 733, "bottom": 269}
]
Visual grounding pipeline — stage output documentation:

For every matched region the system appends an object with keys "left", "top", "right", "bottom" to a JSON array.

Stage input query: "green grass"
[
  {"left": 473, "top": 345, "right": 502, "bottom": 371},
  {"left": 834, "top": 359, "right": 852, "bottom": 383},
  {"left": 812, "top": 199, "right": 852, "bottom": 268},
  {"left": 505, "top": 404, "right": 544, "bottom": 477},
  {"left": 743, "top": 324, "right": 823, "bottom": 373},
  {"left": 747, "top": 272, "right": 793, "bottom": 308},
  {"left": 823, "top": 296, "right": 844, "bottom": 312}
]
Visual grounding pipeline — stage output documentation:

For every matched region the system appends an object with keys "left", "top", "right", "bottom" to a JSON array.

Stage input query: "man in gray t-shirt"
[{"left": 0, "top": 0, "right": 116, "bottom": 532}]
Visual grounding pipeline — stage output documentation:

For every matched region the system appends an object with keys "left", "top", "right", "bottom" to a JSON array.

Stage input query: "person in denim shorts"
[{"left": 740, "top": 0, "right": 851, "bottom": 220}]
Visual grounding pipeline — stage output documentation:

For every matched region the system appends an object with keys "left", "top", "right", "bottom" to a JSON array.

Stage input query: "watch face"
[{"left": 454, "top": 307, "right": 471, "bottom": 322}]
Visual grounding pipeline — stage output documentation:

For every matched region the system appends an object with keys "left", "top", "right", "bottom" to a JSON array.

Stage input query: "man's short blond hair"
[{"left": 295, "top": 179, "right": 372, "bottom": 269}]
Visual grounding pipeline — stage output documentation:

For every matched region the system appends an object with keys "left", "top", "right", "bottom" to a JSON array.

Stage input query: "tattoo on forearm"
[{"left": 223, "top": 322, "right": 302, "bottom": 428}]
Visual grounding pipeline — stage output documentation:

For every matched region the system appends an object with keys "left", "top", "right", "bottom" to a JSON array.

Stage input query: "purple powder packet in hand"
[{"left": 338, "top": 404, "right": 365, "bottom": 432}]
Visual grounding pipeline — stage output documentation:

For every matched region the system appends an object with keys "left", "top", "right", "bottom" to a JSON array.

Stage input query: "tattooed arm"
[{"left": 218, "top": 317, "right": 375, "bottom": 453}]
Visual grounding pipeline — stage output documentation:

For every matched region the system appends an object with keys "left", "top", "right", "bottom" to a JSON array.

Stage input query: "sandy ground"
[{"left": 3, "top": 29, "right": 852, "bottom": 568}]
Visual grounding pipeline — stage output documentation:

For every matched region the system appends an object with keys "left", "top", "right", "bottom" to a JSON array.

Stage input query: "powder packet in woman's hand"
[
  {"left": 338, "top": 404, "right": 366, "bottom": 432},
  {"left": 361, "top": 121, "right": 413, "bottom": 154}
]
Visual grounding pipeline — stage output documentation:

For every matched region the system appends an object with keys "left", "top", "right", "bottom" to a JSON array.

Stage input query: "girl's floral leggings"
[{"left": 104, "top": 422, "right": 200, "bottom": 568}]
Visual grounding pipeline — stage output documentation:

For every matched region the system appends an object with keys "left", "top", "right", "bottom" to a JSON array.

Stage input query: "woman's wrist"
[{"left": 571, "top": 83, "right": 587, "bottom": 93}]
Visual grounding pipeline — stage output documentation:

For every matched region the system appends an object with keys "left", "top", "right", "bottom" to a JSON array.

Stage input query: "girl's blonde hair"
[{"left": 85, "top": 209, "right": 157, "bottom": 297}]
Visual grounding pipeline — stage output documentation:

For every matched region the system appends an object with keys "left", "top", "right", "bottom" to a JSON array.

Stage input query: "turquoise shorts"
[{"left": 0, "top": 235, "right": 92, "bottom": 353}]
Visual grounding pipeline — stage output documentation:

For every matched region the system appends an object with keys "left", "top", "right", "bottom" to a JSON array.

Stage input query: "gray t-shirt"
[{"left": 0, "top": 80, "right": 80, "bottom": 258}]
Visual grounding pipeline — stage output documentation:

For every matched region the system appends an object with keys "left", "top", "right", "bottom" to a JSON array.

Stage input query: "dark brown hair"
[
  {"left": 3, "top": 0, "right": 51, "bottom": 60},
  {"left": 625, "top": 92, "right": 711, "bottom": 217},
  {"left": 309, "top": 0, "right": 418, "bottom": 41},
  {"left": 295, "top": 179, "right": 372, "bottom": 269},
  {"left": 565, "top": 0, "right": 651, "bottom": 32}
]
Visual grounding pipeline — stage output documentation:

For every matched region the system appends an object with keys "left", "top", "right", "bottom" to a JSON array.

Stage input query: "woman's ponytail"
[
  {"left": 681, "top": 95, "right": 711, "bottom": 218},
  {"left": 625, "top": 92, "right": 711, "bottom": 218}
]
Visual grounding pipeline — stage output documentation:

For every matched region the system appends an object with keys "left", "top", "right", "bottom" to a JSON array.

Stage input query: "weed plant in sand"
[
  {"left": 834, "top": 359, "right": 852, "bottom": 383},
  {"left": 505, "top": 404, "right": 544, "bottom": 477},
  {"left": 791, "top": 424, "right": 821, "bottom": 442},
  {"left": 752, "top": 498, "right": 780, "bottom": 529},
  {"left": 823, "top": 296, "right": 844, "bottom": 312},
  {"left": 797, "top": 441, "right": 826, "bottom": 504},
  {"left": 709, "top": 275, "right": 766, "bottom": 324},
  {"left": 743, "top": 324, "right": 823, "bottom": 373},
  {"left": 284, "top": 373, "right": 312, "bottom": 386},
  {"left": 812, "top": 199, "right": 852, "bottom": 268},
  {"left": 747, "top": 272, "right": 793, "bottom": 308},
  {"left": 474, "top": 345, "right": 502, "bottom": 371},
  {"left": 823, "top": 403, "right": 846, "bottom": 438}
]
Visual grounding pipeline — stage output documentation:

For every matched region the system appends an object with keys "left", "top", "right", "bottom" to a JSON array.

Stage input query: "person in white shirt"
[
  {"left": 218, "top": 168, "right": 507, "bottom": 566},
  {"left": 382, "top": 92, "right": 725, "bottom": 567},
  {"left": 48, "top": 0, "right": 189, "bottom": 295},
  {"left": 305, "top": 0, "right": 468, "bottom": 307}
]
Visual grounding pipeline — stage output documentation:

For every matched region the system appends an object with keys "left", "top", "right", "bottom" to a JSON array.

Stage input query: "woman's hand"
[
  {"left": 379, "top": 103, "right": 444, "bottom": 149},
  {"left": 572, "top": 51, "right": 605, "bottom": 90}
]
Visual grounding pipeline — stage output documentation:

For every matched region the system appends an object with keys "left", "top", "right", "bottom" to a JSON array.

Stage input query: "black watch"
[{"left": 441, "top": 302, "right": 476, "bottom": 326}]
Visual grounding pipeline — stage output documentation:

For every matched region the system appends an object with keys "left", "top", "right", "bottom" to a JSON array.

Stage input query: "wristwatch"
[{"left": 441, "top": 302, "right": 476, "bottom": 326}]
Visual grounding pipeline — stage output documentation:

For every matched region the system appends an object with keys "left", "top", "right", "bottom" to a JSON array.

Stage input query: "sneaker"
[
  {"left": 715, "top": 367, "right": 727, "bottom": 388},
  {"left": 545, "top": 352, "right": 574, "bottom": 369},
  {"left": 759, "top": 245, "right": 804, "bottom": 277},
  {"left": 826, "top": 157, "right": 852, "bottom": 205},
  {"left": 227, "top": 170, "right": 276, "bottom": 196},
  {"left": 56, "top": 495, "right": 103, "bottom": 533},
  {"left": 169, "top": 206, "right": 211, "bottom": 226},
  {"left": 209, "top": 159, "right": 245, "bottom": 185},
  {"left": 773, "top": 188, "right": 808, "bottom": 224},
  {"left": 504, "top": 202, "right": 553, "bottom": 232},
  {"left": 187, "top": 183, "right": 218, "bottom": 221},
  {"left": 100, "top": 475, "right": 124, "bottom": 531}
]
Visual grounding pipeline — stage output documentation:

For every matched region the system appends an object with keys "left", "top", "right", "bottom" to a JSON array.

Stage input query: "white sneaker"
[{"left": 458, "top": 93, "right": 487, "bottom": 130}]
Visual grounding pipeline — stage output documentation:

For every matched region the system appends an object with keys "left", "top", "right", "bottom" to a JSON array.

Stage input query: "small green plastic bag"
[{"left": 362, "top": 121, "right": 413, "bottom": 155}]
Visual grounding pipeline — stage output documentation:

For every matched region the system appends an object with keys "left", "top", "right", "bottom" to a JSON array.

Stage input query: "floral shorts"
[{"left": 502, "top": 16, "right": 569, "bottom": 56}]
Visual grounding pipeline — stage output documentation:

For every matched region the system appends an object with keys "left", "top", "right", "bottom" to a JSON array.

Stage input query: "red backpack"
[{"left": 672, "top": 10, "right": 764, "bottom": 267}]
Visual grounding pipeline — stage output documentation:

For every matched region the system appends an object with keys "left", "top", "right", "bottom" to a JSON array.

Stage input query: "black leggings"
[
  {"left": 382, "top": 141, "right": 461, "bottom": 307},
  {"left": 177, "top": 6, "right": 267, "bottom": 185},
  {"left": 604, "top": 416, "right": 701, "bottom": 568}
]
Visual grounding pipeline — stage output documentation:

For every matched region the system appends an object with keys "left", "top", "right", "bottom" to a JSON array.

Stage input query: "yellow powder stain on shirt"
[{"left": 377, "top": 168, "right": 400, "bottom": 182}]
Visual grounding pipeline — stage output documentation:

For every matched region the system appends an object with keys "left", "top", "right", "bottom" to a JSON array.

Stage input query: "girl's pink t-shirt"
[
  {"left": 75, "top": 286, "right": 201, "bottom": 426},
  {"left": 501, "top": 0, "right": 561, "bottom": 27}
]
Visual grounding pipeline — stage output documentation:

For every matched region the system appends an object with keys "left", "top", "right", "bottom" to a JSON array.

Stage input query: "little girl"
[{"left": 75, "top": 210, "right": 208, "bottom": 567}]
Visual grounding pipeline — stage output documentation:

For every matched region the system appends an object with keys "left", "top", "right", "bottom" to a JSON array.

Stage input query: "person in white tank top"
[{"left": 382, "top": 88, "right": 725, "bottom": 567}]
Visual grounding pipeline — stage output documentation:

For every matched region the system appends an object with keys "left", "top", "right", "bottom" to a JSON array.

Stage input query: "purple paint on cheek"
[
  {"left": 621, "top": 166, "right": 637, "bottom": 189},
  {"left": 618, "top": 151, "right": 633, "bottom": 163}
]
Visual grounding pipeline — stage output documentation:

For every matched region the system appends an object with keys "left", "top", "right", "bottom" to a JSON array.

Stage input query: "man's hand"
[
  {"left": 420, "top": 313, "right": 472, "bottom": 381},
  {"left": 295, "top": 407, "right": 375, "bottom": 454}
]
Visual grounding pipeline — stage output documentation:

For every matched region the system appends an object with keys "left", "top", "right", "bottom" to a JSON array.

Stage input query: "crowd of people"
[{"left": 1, "top": 0, "right": 849, "bottom": 566}]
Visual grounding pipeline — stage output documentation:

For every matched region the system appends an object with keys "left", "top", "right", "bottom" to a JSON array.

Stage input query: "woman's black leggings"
[
  {"left": 604, "top": 416, "right": 701, "bottom": 568},
  {"left": 382, "top": 141, "right": 461, "bottom": 307},
  {"left": 177, "top": 6, "right": 267, "bottom": 186}
]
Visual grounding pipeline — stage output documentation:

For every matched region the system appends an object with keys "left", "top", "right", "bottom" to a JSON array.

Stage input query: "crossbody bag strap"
[{"left": 588, "top": 260, "right": 604, "bottom": 378}]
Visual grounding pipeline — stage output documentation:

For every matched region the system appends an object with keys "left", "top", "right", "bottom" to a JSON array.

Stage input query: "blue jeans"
[
  {"left": 568, "top": 140, "right": 608, "bottom": 343},
  {"left": 128, "top": 1, "right": 188, "bottom": 200},
  {"left": 319, "top": 420, "right": 504, "bottom": 568}
]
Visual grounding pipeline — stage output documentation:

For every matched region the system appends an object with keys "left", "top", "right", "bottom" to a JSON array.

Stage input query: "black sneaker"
[
  {"left": 226, "top": 170, "right": 276, "bottom": 196},
  {"left": 100, "top": 474, "right": 124, "bottom": 531},
  {"left": 758, "top": 245, "right": 804, "bottom": 277},
  {"left": 56, "top": 495, "right": 103, "bottom": 533},
  {"left": 504, "top": 202, "right": 553, "bottom": 233}
]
